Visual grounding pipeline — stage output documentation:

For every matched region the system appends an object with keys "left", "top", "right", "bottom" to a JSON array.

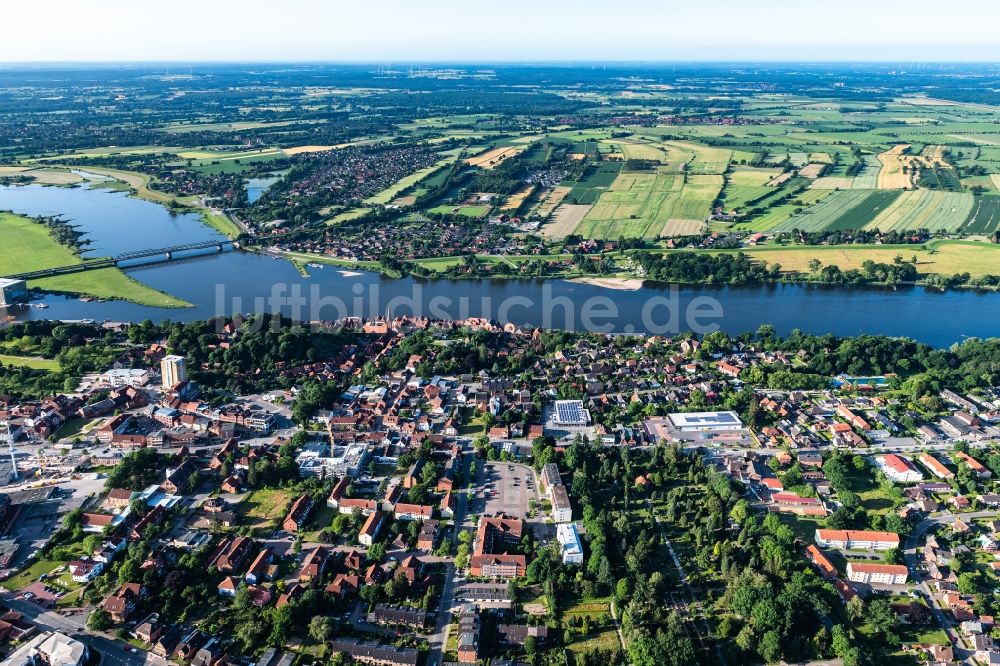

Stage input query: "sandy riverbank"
[{"left": 568, "top": 277, "right": 645, "bottom": 291}]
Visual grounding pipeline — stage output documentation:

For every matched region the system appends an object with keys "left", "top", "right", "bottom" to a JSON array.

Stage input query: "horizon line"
[{"left": 1, "top": 59, "right": 1000, "bottom": 67}]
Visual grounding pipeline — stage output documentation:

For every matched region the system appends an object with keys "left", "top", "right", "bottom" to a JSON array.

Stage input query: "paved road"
[
  {"left": 902, "top": 510, "right": 1000, "bottom": 665},
  {"left": 3, "top": 596, "right": 167, "bottom": 666},
  {"left": 425, "top": 563, "right": 459, "bottom": 666}
]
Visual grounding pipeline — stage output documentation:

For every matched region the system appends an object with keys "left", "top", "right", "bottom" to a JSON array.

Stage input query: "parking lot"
[{"left": 476, "top": 462, "right": 539, "bottom": 520}]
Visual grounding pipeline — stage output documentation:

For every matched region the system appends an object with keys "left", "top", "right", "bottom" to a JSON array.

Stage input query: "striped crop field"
[
  {"left": 962, "top": 195, "right": 1000, "bottom": 234},
  {"left": 736, "top": 189, "right": 834, "bottom": 231},
  {"left": 864, "top": 190, "right": 974, "bottom": 231},
  {"left": 823, "top": 191, "right": 903, "bottom": 231},
  {"left": 772, "top": 189, "right": 872, "bottom": 232}
]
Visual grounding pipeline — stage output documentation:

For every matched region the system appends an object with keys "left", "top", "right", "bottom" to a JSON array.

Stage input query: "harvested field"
[
  {"left": 767, "top": 172, "right": 793, "bottom": 187},
  {"left": 877, "top": 145, "right": 917, "bottom": 189},
  {"left": 534, "top": 186, "right": 571, "bottom": 217},
  {"left": 502, "top": 186, "right": 534, "bottom": 211},
  {"left": 660, "top": 218, "right": 706, "bottom": 236},
  {"left": 466, "top": 146, "right": 522, "bottom": 168},
  {"left": 542, "top": 204, "right": 592, "bottom": 237},
  {"left": 797, "top": 163, "right": 827, "bottom": 179},
  {"left": 991, "top": 175, "right": 1000, "bottom": 191},
  {"left": 919, "top": 145, "right": 951, "bottom": 166},
  {"left": 283, "top": 144, "right": 350, "bottom": 155},
  {"left": 810, "top": 177, "right": 853, "bottom": 189}
]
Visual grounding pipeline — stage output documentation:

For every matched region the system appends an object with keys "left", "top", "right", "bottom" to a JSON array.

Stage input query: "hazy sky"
[{"left": 5, "top": 0, "right": 1000, "bottom": 62}]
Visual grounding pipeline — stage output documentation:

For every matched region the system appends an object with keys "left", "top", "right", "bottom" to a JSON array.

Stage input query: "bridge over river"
[{"left": 3, "top": 239, "right": 239, "bottom": 280}]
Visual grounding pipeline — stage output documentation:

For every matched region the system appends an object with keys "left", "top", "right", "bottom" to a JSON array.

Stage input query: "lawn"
[
  {"left": 236, "top": 488, "right": 293, "bottom": 531},
  {"left": 300, "top": 505, "right": 336, "bottom": 542},
  {"left": 773, "top": 514, "right": 825, "bottom": 544},
  {"left": 5, "top": 559, "right": 61, "bottom": 591},
  {"left": 0, "top": 354, "right": 60, "bottom": 372},
  {"left": 858, "top": 487, "right": 898, "bottom": 516},
  {"left": 565, "top": 629, "right": 622, "bottom": 655},
  {"left": 199, "top": 210, "right": 242, "bottom": 238},
  {"left": 56, "top": 417, "right": 99, "bottom": 440},
  {"left": 0, "top": 213, "right": 189, "bottom": 307},
  {"left": 427, "top": 205, "right": 489, "bottom": 218}
]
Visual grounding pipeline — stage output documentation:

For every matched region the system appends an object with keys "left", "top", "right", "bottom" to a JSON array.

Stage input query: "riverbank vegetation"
[{"left": 0, "top": 212, "right": 190, "bottom": 307}]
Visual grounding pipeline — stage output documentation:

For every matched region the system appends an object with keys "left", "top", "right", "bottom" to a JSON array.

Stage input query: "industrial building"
[
  {"left": 0, "top": 278, "right": 27, "bottom": 307},
  {"left": 552, "top": 400, "right": 591, "bottom": 426},
  {"left": 556, "top": 523, "right": 584, "bottom": 564}
]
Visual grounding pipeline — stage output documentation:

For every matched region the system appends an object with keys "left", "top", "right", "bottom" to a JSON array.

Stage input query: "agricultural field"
[
  {"left": 574, "top": 171, "right": 719, "bottom": 239},
  {"left": 734, "top": 189, "right": 834, "bottom": 231},
  {"left": 877, "top": 145, "right": 918, "bottom": 189},
  {"left": 770, "top": 190, "right": 873, "bottom": 232},
  {"left": 721, "top": 166, "right": 783, "bottom": 210},
  {"left": 864, "top": 190, "right": 974, "bottom": 232},
  {"left": 541, "top": 204, "right": 591, "bottom": 237},
  {"left": 963, "top": 195, "right": 1000, "bottom": 234},
  {"left": 465, "top": 146, "right": 523, "bottom": 168},
  {"left": 564, "top": 162, "right": 623, "bottom": 205},
  {"left": 533, "top": 185, "right": 572, "bottom": 217},
  {"left": 501, "top": 186, "right": 534, "bottom": 211},
  {"left": 662, "top": 140, "right": 731, "bottom": 173},
  {"left": 732, "top": 239, "right": 1000, "bottom": 279},
  {"left": 812, "top": 155, "right": 882, "bottom": 189}
]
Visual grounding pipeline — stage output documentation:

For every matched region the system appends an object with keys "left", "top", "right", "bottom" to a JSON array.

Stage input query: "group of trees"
[{"left": 632, "top": 251, "right": 782, "bottom": 285}]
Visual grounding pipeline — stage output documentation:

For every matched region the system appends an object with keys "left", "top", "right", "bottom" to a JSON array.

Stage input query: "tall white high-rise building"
[{"left": 160, "top": 355, "right": 187, "bottom": 389}]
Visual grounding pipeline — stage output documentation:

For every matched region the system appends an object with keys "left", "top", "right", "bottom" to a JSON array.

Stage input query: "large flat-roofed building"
[
  {"left": 541, "top": 463, "right": 561, "bottom": 491},
  {"left": 553, "top": 400, "right": 591, "bottom": 426},
  {"left": 0, "top": 279, "right": 27, "bottom": 307},
  {"left": 551, "top": 484, "right": 572, "bottom": 523},
  {"left": 2, "top": 631, "right": 89, "bottom": 666},
  {"left": 160, "top": 355, "right": 187, "bottom": 389},
  {"left": 556, "top": 523, "right": 583, "bottom": 564},
  {"left": 667, "top": 411, "right": 744, "bottom": 432},
  {"left": 101, "top": 368, "right": 150, "bottom": 388}
]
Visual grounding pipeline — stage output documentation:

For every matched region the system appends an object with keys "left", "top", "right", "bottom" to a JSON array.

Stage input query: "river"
[{"left": 2, "top": 182, "right": 1000, "bottom": 347}]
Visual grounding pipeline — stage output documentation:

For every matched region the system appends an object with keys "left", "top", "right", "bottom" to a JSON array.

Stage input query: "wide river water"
[{"left": 2, "top": 182, "right": 1000, "bottom": 347}]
